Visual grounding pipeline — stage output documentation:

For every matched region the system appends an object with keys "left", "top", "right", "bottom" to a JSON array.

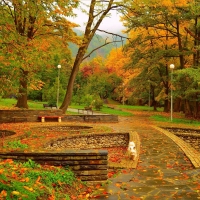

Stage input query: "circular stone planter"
[
  {"left": 32, "top": 125, "right": 93, "bottom": 132},
  {"left": 0, "top": 130, "right": 16, "bottom": 138}
]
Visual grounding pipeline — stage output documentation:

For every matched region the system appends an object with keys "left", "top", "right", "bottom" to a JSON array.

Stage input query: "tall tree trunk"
[
  {"left": 60, "top": 0, "right": 115, "bottom": 113},
  {"left": 174, "top": 97, "right": 181, "bottom": 112},
  {"left": 176, "top": 19, "right": 184, "bottom": 69},
  {"left": 16, "top": 69, "right": 28, "bottom": 109},
  {"left": 60, "top": 47, "right": 87, "bottom": 112},
  {"left": 193, "top": 17, "right": 200, "bottom": 66},
  {"left": 185, "top": 99, "right": 192, "bottom": 117},
  {"left": 163, "top": 64, "right": 169, "bottom": 112},
  {"left": 151, "top": 87, "right": 157, "bottom": 111}
]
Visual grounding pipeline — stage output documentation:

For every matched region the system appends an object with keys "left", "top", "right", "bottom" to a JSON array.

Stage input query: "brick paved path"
[{"left": 91, "top": 113, "right": 200, "bottom": 199}]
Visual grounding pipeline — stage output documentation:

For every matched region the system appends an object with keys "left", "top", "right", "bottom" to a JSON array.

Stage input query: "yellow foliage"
[
  {"left": 11, "top": 191, "right": 20, "bottom": 196},
  {"left": 23, "top": 186, "right": 34, "bottom": 192}
]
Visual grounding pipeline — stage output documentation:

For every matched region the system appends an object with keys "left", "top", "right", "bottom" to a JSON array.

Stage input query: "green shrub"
[
  {"left": 5, "top": 140, "right": 28, "bottom": 150},
  {"left": 92, "top": 97, "right": 103, "bottom": 110}
]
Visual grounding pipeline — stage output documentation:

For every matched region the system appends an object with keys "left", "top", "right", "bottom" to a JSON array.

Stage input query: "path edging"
[{"left": 152, "top": 126, "right": 200, "bottom": 168}]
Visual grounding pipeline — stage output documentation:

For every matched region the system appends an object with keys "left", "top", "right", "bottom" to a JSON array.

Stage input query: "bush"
[
  {"left": 82, "top": 94, "right": 93, "bottom": 107},
  {"left": 92, "top": 97, "right": 103, "bottom": 111}
]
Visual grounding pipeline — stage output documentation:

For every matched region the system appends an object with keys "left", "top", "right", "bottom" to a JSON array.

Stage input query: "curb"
[{"left": 152, "top": 126, "right": 200, "bottom": 168}]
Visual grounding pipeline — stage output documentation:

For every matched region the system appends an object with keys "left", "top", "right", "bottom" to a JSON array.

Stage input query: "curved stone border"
[
  {"left": 152, "top": 126, "right": 200, "bottom": 168},
  {"left": 108, "top": 131, "right": 140, "bottom": 169},
  {"left": 32, "top": 125, "right": 92, "bottom": 132},
  {"left": 44, "top": 132, "right": 129, "bottom": 150},
  {"left": 0, "top": 130, "right": 16, "bottom": 138}
]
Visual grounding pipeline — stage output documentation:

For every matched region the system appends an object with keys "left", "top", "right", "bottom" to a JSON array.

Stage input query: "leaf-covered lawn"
[
  {"left": 0, "top": 158, "right": 94, "bottom": 200},
  {"left": 0, "top": 122, "right": 122, "bottom": 199},
  {"left": 1, "top": 108, "right": 200, "bottom": 199}
]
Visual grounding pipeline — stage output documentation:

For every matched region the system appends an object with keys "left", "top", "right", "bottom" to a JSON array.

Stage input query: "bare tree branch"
[
  {"left": 184, "top": 27, "right": 200, "bottom": 41},
  {"left": 82, "top": 39, "right": 122, "bottom": 60},
  {"left": 97, "top": 29, "right": 130, "bottom": 40}
]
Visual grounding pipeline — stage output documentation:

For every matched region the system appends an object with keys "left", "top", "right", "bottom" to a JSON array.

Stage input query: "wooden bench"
[
  {"left": 78, "top": 108, "right": 93, "bottom": 115},
  {"left": 43, "top": 104, "right": 57, "bottom": 109},
  {"left": 38, "top": 116, "right": 62, "bottom": 122}
]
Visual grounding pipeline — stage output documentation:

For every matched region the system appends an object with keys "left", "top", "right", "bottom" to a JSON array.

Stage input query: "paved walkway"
[{"left": 89, "top": 113, "right": 200, "bottom": 199}]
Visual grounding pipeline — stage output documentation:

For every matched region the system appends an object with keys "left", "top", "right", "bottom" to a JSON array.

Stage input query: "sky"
[{"left": 69, "top": 1, "right": 125, "bottom": 35}]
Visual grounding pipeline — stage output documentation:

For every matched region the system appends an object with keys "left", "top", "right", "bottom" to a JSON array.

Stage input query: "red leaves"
[
  {"left": 104, "top": 147, "right": 127, "bottom": 163},
  {"left": 108, "top": 171, "right": 116, "bottom": 178}
]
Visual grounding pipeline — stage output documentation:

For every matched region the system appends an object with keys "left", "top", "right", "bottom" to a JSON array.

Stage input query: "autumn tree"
[
  {"left": 73, "top": 56, "right": 122, "bottom": 105},
  {"left": 120, "top": 0, "right": 196, "bottom": 112},
  {"left": 0, "top": 0, "right": 79, "bottom": 108},
  {"left": 60, "top": 0, "right": 125, "bottom": 113},
  {"left": 105, "top": 47, "right": 134, "bottom": 103}
]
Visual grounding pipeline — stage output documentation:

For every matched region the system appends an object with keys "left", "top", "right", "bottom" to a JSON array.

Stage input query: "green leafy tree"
[{"left": 0, "top": 0, "right": 79, "bottom": 108}]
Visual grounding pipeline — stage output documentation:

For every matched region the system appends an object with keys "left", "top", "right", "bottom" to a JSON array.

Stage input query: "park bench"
[
  {"left": 78, "top": 107, "right": 93, "bottom": 115},
  {"left": 38, "top": 116, "right": 62, "bottom": 122},
  {"left": 43, "top": 104, "right": 57, "bottom": 109}
]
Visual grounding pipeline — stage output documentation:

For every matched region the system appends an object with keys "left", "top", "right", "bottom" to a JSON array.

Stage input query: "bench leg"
[
  {"left": 58, "top": 117, "right": 61, "bottom": 122},
  {"left": 41, "top": 117, "right": 45, "bottom": 122}
]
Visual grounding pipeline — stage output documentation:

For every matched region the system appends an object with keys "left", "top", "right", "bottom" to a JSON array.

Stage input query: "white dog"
[{"left": 128, "top": 141, "right": 137, "bottom": 160}]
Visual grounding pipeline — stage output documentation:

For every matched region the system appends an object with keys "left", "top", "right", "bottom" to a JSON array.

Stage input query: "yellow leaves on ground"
[
  {"left": 23, "top": 186, "right": 34, "bottom": 192},
  {"left": 11, "top": 191, "right": 20, "bottom": 196},
  {"left": 20, "top": 177, "right": 30, "bottom": 182}
]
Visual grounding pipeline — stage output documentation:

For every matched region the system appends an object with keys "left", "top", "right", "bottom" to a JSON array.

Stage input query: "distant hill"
[{"left": 69, "top": 29, "right": 124, "bottom": 59}]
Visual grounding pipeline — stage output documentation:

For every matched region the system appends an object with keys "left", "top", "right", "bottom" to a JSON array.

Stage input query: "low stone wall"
[
  {"left": 0, "top": 110, "right": 118, "bottom": 123},
  {"left": 0, "top": 150, "right": 108, "bottom": 181},
  {"left": 45, "top": 132, "right": 129, "bottom": 150},
  {"left": 63, "top": 114, "right": 118, "bottom": 123},
  {"left": 0, "top": 110, "right": 63, "bottom": 123}
]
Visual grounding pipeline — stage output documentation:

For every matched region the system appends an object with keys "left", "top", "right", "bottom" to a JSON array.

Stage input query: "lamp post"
[
  {"left": 122, "top": 83, "right": 125, "bottom": 106},
  {"left": 148, "top": 80, "right": 151, "bottom": 108},
  {"left": 57, "top": 64, "right": 61, "bottom": 109},
  {"left": 170, "top": 64, "right": 175, "bottom": 121}
]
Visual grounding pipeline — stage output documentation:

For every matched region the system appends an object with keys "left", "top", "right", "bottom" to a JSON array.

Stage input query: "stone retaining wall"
[
  {"left": 0, "top": 150, "right": 108, "bottom": 181},
  {"left": 0, "top": 110, "right": 118, "bottom": 123},
  {"left": 0, "top": 110, "right": 63, "bottom": 123},
  {"left": 45, "top": 132, "right": 129, "bottom": 150}
]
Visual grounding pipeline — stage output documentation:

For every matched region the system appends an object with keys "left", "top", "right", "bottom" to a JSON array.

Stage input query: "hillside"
[{"left": 69, "top": 29, "right": 124, "bottom": 59}]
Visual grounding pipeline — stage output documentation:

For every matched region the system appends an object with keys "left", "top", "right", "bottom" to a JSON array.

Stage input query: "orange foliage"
[{"left": 105, "top": 47, "right": 140, "bottom": 85}]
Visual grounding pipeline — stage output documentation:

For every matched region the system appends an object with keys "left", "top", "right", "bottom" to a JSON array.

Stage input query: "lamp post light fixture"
[
  {"left": 169, "top": 64, "right": 175, "bottom": 121},
  {"left": 57, "top": 64, "right": 61, "bottom": 109}
]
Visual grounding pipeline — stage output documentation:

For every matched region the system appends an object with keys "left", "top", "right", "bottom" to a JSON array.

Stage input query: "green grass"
[
  {"left": 117, "top": 105, "right": 164, "bottom": 112},
  {"left": 98, "top": 106, "right": 133, "bottom": 116},
  {"left": 69, "top": 104, "right": 133, "bottom": 116},
  {"left": 0, "top": 98, "right": 162, "bottom": 116},
  {"left": 0, "top": 98, "right": 47, "bottom": 110},
  {"left": 0, "top": 98, "right": 17, "bottom": 107},
  {"left": 150, "top": 114, "right": 200, "bottom": 126}
]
